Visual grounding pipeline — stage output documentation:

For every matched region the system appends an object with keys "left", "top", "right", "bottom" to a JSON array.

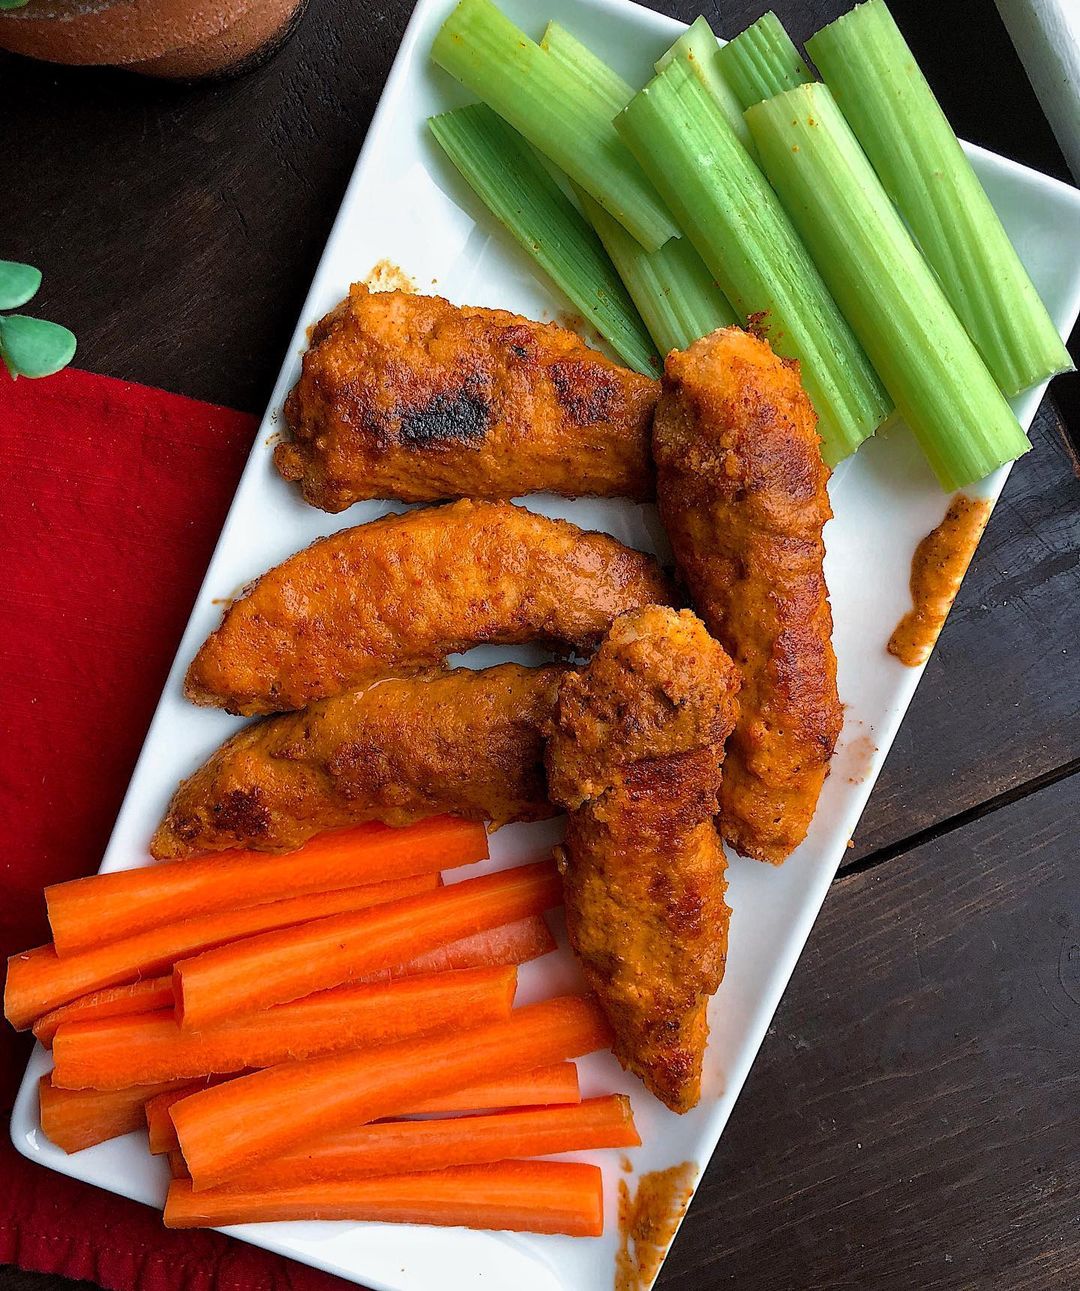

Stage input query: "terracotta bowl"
[{"left": 0, "top": 0, "right": 305, "bottom": 76}]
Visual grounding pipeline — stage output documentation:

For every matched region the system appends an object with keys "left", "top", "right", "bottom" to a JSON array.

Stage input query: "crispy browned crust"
[
  {"left": 185, "top": 499, "right": 675, "bottom": 716},
  {"left": 652, "top": 327, "right": 843, "bottom": 865},
  {"left": 276, "top": 284, "right": 658, "bottom": 510},
  {"left": 153, "top": 663, "right": 568, "bottom": 858},
  {"left": 545, "top": 607, "right": 740, "bottom": 1113}
]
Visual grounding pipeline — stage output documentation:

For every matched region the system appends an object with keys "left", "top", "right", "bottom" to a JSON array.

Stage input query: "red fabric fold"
[{"left": 0, "top": 367, "right": 348, "bottom": 1291}]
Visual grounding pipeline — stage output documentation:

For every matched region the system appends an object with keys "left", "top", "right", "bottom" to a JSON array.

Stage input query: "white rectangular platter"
[{"left": 12, "top": 0, "right": 1080, "bottom": 1288}]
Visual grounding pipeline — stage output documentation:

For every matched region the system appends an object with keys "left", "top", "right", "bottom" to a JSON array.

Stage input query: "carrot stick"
[
  {"left": 146, "top": 1061, "right": 579, "bottom": 1155},
  {"left": 33, "top": 976, "right": 173, "bottom": 1048},
  {"left": 38, "top": 1074, "right": 187, "bottom": 1154},
  {"left": 235, "top": 1095, "right": 637, "bottom": 1186},
  {"left": 147, "top": 1089, "right": 193, "bottom": 1153},
  {"left": 4, "top": 873, "right": 438, "bottom": 1031},
  {"left": 172, "top": 995, "right": 611, "bottom": 1189},
  {"left": 146, "top": 1076, "right": 239, "bottom": 1154},
  {"left": 53, "top": 967, "right": 517, "bottom": 1089},
  {"left": 174, "top": 860, "right": 561, "bottom": 1031},
  {"left": 355, "top": 915, "right": 555, "bottom": 983},
  {"left": 46, "top": 818, "right": 487, "bottom": 957},
  {"left": 405, "top": 1062, "right": 581, "bottom": 1115},
  {"left": 164, "top": 1161, "right": 604, "bottom": 1236},
  {"left": 167, "top": 1150, "right": 190, "bottom": 1180}
]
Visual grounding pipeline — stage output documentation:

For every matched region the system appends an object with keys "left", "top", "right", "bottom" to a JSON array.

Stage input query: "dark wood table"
[{"left": 3, "top": 1, "right": 1078, "bottom": 1288}]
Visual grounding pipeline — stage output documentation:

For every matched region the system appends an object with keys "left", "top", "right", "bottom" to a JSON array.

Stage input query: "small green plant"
[
  {"left": 0, "top": 260, "right": 77, "bottom": 379},
  {"left": 0, "top": 2, "right": 31, "bottom": 12}
]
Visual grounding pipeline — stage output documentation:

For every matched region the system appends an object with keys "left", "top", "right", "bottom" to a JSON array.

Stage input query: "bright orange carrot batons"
[
  {"left": 45, "top": 818, "right": 486, "bottom": 957},
  {"left": 4, "top": 873, "right": 438, "bottom": 1031},
  {"left": 38, "top": 1074, "right": 187, "bottom": 1154},
  {"left": 146, "top": 1089, "right": 188, "bottom": 1154},
  {"left": 33, "top": 976, "right": 173, "bottom": 1048},
  {"left": 147, "top": 1062, "right": 581, "bottom": 1155},
  {"left": 52, "top": 967, "right": 517, "bottom": 1089},
  {"left": 405, "top": 1062, "right": 581, "bottom": 1115},
  {"left": 173, "top": 860, "right": 561, "bottom": 1031},
  {"left": 146, "top": 1076, "right": 238, "bottom": 1154},
  {"left": 173, "top": 996, "right": 611, "bottom": 1189},
  {"left": 355, "top": 915, "right": 555, "bottom": 983},
  {"left": 235, "top": 1096, "right": 638, "bottom": 1186},
  {"left": 54, "top": 917, "right": 553, "bottom": 1060},
  {"left": 167, "top": 1150, "right": 190, "bottom": 1180},
  {"left": 164, "top": 1161, "right": 604, "bottom": 1236}
]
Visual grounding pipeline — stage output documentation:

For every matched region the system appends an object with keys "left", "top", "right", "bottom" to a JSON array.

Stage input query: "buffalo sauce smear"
[
  {"left": 615, "top": 1162, "right": 697, "bottom": 1291},
  {"left": 888, "top": 494, "right": 992, "bottom": 667}
]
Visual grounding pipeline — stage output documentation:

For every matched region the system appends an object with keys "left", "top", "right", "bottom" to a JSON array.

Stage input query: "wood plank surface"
[{"left": 667, "top": 773, "right": 1080, "bottom": 1290}]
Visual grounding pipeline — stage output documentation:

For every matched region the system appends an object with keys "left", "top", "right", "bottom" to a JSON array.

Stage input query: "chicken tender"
[
  {"left": 153, "top": 663, "right": 567, "bottom": 858},
  {"left": 652, "top": 327, "right": 842, "bottom": 865},
  {"left": 186, "top": 499, "right": 674, "bottom": 716},
  {"left": 276, "top": 285, "right": 657, "bottom": 510},
  {"left": 545, "top": 607, "right": 740, "bottom": 1113}
]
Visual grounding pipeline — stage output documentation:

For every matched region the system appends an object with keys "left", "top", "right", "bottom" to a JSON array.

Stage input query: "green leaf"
[
  {"left": 0, "top": 260, "right": 42, "bottom": 309},
  {"left": 0, "top": 315, "right": 77, "bottom": 379},
  {"left": 0, "top": 2, "right": 30, "bottom": 13}
]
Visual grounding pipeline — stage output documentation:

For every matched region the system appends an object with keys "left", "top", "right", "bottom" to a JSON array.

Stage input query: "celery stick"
[
  {"left": 540, "top": 26, "right": 736, "bottom": 352},
  {"left": 746, "top": 84, "right": 1030, "bottom": 489},
  {"left": 577, "top": 187, "right": 736, "bottom": 356},
  {"left": 429, "top": 105, "right": 657, "bottom": 375},
  {"left": 655, "top": 15, "right": 755, "bottom": 158},
  {"left": 616, "top": 58, "right": 889, "bottom": 464},
  {"left": 807, "top": 0, "right": 1071, "bottom": 397},
  {"left": 540, "top": 21, "right": 633, "bottom": 114},
  {"left": 432, "top": 0, "right": 678, "bottom": 252},
  {"left": 715, "top": 11, "right": 813, "bottom": 109}
]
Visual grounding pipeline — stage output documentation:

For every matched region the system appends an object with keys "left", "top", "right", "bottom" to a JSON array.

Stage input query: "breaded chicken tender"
[
  {"left": 276, "top": 285, "right": 658, "bottom": 510},
  {"left": 186, "top": 500, "right": 674, "bottom": 716},
  {"left": 545, "top": 607, "right": 740, "bottom": 1113},
  {"left": 652, "top": 328, "right": 842, "bottom": 864},
  {"left": 153, "top": 663, "right": 567, "bottom": 858}
]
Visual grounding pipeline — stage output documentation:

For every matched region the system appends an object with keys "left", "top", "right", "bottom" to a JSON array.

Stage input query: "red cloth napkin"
[{"left": 0, "top": 367, "right": 350, "bottom": 1291}]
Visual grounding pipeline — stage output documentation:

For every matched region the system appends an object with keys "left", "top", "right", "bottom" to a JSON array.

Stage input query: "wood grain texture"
[
  {"left": 0, "top": 0, "right": 412, "bottom": 411},
  {"left": 665, "top": 774, "right": 1080, "bottom": 1290},
  {"left": 2, "top": 0, "right": 1078, "bottom": 1289}
]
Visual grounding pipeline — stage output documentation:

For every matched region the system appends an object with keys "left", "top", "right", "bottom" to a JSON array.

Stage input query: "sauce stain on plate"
[
  {"left": 615, "top": 1161, "right": 697, "bottom": 1291},
  {"left": 888, "top": 493, "right": 991, "bottom": 667},
  {"left": 843, "top": 730, "right": 878, "bottom": 785}
]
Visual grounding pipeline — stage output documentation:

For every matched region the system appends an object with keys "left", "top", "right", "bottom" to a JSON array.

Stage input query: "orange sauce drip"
[
  {"left": 888, "top": 494, "right": 991, "bottom": 667},
  {"left": 615, "top": 1161, "right": 697, "bottom": 1291}
]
